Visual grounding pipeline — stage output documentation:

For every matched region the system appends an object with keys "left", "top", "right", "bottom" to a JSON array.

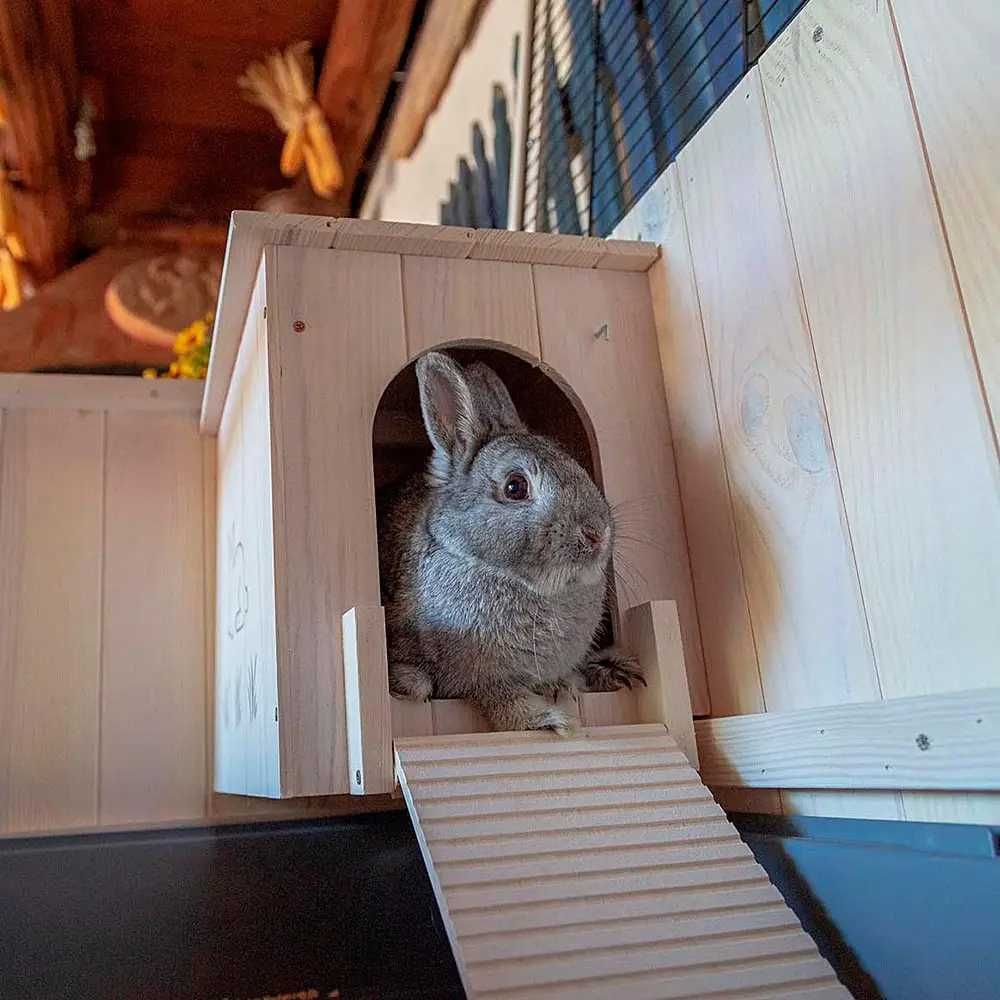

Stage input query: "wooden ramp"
[{"left": 395, "top": 724, "right": 849, "bottom": 999}]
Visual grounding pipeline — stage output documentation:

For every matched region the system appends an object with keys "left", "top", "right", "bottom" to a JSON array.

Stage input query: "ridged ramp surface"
[{"left": 395, "top": 724, "right": 849, "bottom": 999}]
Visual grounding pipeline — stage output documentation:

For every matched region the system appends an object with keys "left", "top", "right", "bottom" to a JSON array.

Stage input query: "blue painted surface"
[{"left": 735, "top": 813, "right": 1000, "bottom": 1000}]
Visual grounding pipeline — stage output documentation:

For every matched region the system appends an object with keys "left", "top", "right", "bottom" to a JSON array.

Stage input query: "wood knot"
[{"left": 784, "top": 393, "right": 828, "bottom": 472}]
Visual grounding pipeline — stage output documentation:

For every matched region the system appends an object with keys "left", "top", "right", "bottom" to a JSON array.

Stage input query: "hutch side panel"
[{"left": 215, "top": 260, "right": 282, "bottom": 798}]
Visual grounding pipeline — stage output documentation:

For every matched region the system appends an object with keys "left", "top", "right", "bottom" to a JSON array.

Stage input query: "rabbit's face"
[
  {"left": 428, "top": 432, "right": 613, "bottom": 596},
  {"left": 416, "top": 351, "right": 613, "bottom": 595}
]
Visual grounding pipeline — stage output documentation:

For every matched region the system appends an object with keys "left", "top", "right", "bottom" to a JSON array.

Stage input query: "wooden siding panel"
[
  {"left": 0, "top": 409, "right": 104, "bottom": 834},
  {"left": 890, "top": 0, "right": 1000, "bottom": 435},
  {"left": 100, "top": 412, "right": 206, "bottom": 825},
  {"left": 679, "top": 72, "right": 897, "bottom": 821},
  {"left": 761, "top": 0, "right": 1000, "bottom": 823}
]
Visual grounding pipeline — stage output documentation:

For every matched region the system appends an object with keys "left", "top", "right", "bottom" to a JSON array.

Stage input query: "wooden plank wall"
[
  {"left": 615, "top": 0, "right": 1000, "bottom": 824},
  {"left": 0, "top": 377, "right": 390, "bottom": 837}
]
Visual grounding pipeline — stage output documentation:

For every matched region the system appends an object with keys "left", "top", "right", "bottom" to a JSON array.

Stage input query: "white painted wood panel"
[
  {"left": 342, "top": 606, "right": 394, "bottom": 795},
  {"left": 215, "top": 261, "right": 282, "bottom": 798}
]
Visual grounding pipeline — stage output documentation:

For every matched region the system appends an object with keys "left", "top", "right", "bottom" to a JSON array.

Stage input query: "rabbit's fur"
[{"left": 379, "top": 351, "right": 641, "bottom": 733}]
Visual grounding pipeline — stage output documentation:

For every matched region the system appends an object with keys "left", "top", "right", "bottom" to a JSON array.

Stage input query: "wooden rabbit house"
[{"left": 201, "top": 213, "right": 850, "bottom": 997}]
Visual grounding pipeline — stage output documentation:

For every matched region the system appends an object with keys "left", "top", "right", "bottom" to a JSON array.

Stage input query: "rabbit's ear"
[
  {"left": 416, "top": 352, "right": 481, "bottom": 464},
  {"left": 465, "top": 362, "right": 524, "bottom": 436}
]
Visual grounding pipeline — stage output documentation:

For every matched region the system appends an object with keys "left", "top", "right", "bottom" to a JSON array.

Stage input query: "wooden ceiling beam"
[
  {"left": 316, "top": 0, "right": 421, "bottom": 210},
  {"left": 0, "top": 0, "right": 79, "bottom": 281},
  {"left": 383, "top": 0, "right": 485, "bottom": 160}
]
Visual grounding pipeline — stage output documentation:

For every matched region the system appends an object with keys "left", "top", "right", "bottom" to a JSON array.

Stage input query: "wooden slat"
[
  {"left": 342, "top": 606, "right": 393, "bottom": 795},
  {"left": 396, "top": 726, "right": 845, "bottom": 999},
  {"left": 407, "top": 764, "right": 697, "bottom": 799},
  {"left": 425, "top": 804, "right": 723, "bottom": 859},
  {"left": 402, "top": 746, "right": 683, "bottom": 780},
  {"left": 761, "top": 0, "right": 1000, "bottom": 825},
  {"left": 484, "top": 957, "right": 842, "bottom": 1000},
  {"left": 460, "top": 904, "right": 798, "bottom": 963},
  {"left": 436, "top": 838, "right": 749, "bottom": 886},
  {"left": 265, "top": 245, "right": 407, "bottom": 795},
  {"left": 466, "top": 230, "right": 612, "bottom": 268},
  {"left": 332, "top": 219, "right": 476, "bottom": 258},
  {"left": 430, "top": 699, "right": 493, "bottom": 735},
  {"left": 615, "top": 164, "right": 780, "bottom": 815},
  {"left": 890, "top": 0, "right": 1000, "bottom": 435},
  {"left": 452, "top": 881, "right": 785, "bottom": 937},
  {"left": 0, "top": 409, "right": 103, "bottom": 834},
  {"left": 431, "top": 818, "right": 735, "bottom": 862},
  {"left": 391, "top": 696, "right": 435, "bottom": 739},
  {"left": 99, "top": 412, "right": 206, "bottom": 825},
  {"left": 532, "top": 265, "right": 708, "bottom": 714},
  {"left": 576, "top": 690, "right": 638, "bottom": 727},
  {"left": 200, "top": 214, "right": 658, "bottom": 433},
  {"left": 0, "top": 374, "right": 202, "bottom": 412},
  {"left": 469, "top": 930, "right": 817, "bottom": 993},
  {"left": 680, "top": 71, "right": 899, "bottom": 822},
  {"left": 398, "top": 723, "right": 667, "bottom": 757},
  {"left": 401, "top": 256, "right": 540, "bottom": 358},
  {"left": 418, "top": 786, "right": 718, "bottom": 825},
  {"left": 625, "top": 600, "right": 696, "bottom": 765},
  {"left": 697, "top": 688, "right": 1000, "bottom": 791}
]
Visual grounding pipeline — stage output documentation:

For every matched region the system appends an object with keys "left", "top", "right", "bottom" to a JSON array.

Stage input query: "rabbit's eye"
[{"left": 503, "top": 473, "right": 531, "bottom": 501}]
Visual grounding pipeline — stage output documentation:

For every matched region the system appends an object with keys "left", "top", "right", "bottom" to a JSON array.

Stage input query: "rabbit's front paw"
[
  {"left": 482, "top": 692, "right": 577, "bottom": 736},
  {"left": 389, "top": 662, "right": 434, "bottom": 702},
  {"left": 525, "top": 704, "right": 576, "bottom": 737},
  {"left": 577, "top": 647, "right": 646, "bottom": 692}
]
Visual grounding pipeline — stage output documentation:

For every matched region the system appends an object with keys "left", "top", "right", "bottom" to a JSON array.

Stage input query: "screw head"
[
  {"left": 355, "top": 769, "right": 362, "bottom": 785},
  {"left": 293, "top": 320, "right": 306, "bottom": 333},
  {"left": 812, "top": 25, "right": 824, "bottom": 43}
]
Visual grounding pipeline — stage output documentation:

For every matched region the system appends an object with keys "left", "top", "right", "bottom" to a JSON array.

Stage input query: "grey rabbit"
[{"left": 379, "top": 350, "right": 642, "bottom": 734}]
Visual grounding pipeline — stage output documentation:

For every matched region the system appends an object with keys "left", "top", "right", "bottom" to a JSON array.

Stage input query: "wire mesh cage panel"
[{"left": 521, "top": 0, "right": 806, "bottom": 235}]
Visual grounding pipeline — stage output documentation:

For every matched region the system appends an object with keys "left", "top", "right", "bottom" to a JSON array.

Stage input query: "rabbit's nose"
[{"left": 581, "top": 524, "right": 609, "bottom": 551}]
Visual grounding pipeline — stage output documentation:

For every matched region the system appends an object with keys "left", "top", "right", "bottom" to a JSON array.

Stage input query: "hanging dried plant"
[{"left": 239, "top": 41, "right": 344, "bottom": 198}]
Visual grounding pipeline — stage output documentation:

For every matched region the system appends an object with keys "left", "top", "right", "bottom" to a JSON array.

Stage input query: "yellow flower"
[
  {"left": 173, "top": 330, "right": 195, "bottom": 353},
  {"left": 142, "top": 368, "right": 159, "bottom": 380}
]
